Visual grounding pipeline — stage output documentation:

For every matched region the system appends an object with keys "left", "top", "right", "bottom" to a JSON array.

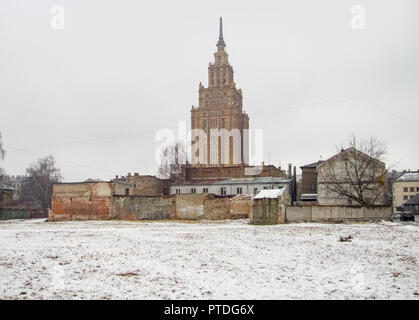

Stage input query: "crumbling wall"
[
  {"left": 50, "top": 182, "right": 114, "bottom": 221},
  {"left": 203, "top": 196, "right": 230, "bottom": 220},
  {"left": 174, "top": 194, "right": 207, "bottom": 219},
  {"left": 51, "top": 183, "right": 253, "bottom": 221},
  {"left": 125, "top": 174, "right": 170, "bottom": 196},
  {"left": 227, "top": 195, "right": 252, "bottom": 219},
  {"left": 111, "top": 196, "right": 174, "bottom": 220}
]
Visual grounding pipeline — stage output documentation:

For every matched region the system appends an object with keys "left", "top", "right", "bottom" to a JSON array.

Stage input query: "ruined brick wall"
[
  {"left": 125, "top": 175, "right": 170, "bottom": 196},
  {"left": 175, "top": 194, "right": 251, "bottom": 220},
  {"left": 203, "top": 197, "right": 230, "bottom": 220},
  {"left": 174, "top": 194, "right": 207, "bottom": 219},
  {"left": 51, "top": 182, "right": 252, "bottom": 221},
  {"left": 229, "top": 195, "right": 252, "bottom": 219},
  {"left": 50, "top": 182, "right": 114, "bottom": 221},
  {"left": 111, "top": 196, "right": 175, "bottom": 220}
]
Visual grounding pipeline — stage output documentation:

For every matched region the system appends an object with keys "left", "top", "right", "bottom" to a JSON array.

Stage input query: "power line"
[{"left": 4, "top": 144, "right": 116, "bottom": 176}]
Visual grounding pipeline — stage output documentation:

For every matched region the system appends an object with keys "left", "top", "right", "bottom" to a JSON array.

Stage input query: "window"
[
  {"left": 403, "top": 195, "right": 408, "bottom": 200},
  {"left": 191, "top": 188, "right": 196, "bottom": 194},
  {"left": 203, "top": 188, "right": 208, "bottom": 193},
  {"left": 133, "top": 184, "right": 136, "bottom": 189},
  {"left": 263, "top": 186, "right": 268, "bottom": 189},
  {"left": 220, "top": 187, "right": 226, "bottom": 195},
  {"left": 417, "top": 187, "right": 419, "bottom": 192},
  {"left": 221, "top": 118, "right": 225, "bottom": 128},
  {"left": 410, "top": 187, "right": 415, "bottom": 192},
  {"left": 125, "top": 189, "right": 129, "bottom": 196},
  {"left": 237, "top": 187, "right": 242, "bottom": 194},
  {"left": 403, "top": 187, "right": 408, "bottom": 192},
  {"left": 253, "top": 188, "right": 258, "bottom": 195},
  {"left": 203, "top": 119, "right": 207, "bottom": 130}
]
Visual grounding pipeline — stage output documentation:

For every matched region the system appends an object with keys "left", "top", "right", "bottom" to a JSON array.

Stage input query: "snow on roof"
[
  {"left": 0, "top": 183, "right": 14, "bottom": 191},
  {"left": 254, "top": 188, "right": 285, "bottom": 199},
  {"left": 396, "top": 171, "right": 419, "bottom": 182}
]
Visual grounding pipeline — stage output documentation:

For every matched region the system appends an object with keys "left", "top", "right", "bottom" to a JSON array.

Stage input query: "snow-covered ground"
[{"left": 0, "top": 218, "right": 418, "bottom": 300}]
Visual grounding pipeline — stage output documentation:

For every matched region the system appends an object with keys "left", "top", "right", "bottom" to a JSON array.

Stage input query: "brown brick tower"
[{"left": 191, "top": 17, "right": 249, "bottom": 167}]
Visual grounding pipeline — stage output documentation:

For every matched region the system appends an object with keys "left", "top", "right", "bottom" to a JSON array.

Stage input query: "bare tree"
[
  {"left": 317, "top": 135, "right": 387, "bottom": 206},
  {"left": 157, "top": 142, "right": 188, "bottom": 179},
  {"left": 21, "top": 155, "right": 63, "bottom": 211}
]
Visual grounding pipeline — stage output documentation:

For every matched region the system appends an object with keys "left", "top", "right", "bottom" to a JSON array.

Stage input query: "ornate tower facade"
[{"left": 191, "top": 17, "right": 249, "bottom": 167}]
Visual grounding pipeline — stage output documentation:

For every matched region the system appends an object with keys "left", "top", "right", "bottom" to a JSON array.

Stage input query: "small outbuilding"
[{"left": 250, "top": 188, "right": 291, "bottom": 225}]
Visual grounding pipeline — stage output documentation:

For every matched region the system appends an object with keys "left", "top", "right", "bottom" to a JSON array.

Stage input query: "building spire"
[{"left": 217, "top": 17, "right": 226, "bottom": 48}]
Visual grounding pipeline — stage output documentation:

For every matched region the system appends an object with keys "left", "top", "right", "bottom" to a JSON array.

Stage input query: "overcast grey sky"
[{"left": 0, "top": 0, "right": 418, "bottom": 181}]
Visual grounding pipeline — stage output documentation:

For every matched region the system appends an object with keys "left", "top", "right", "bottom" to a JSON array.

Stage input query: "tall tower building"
[{"left": 191, "top": 17, "right": 249, "bottom": 167}]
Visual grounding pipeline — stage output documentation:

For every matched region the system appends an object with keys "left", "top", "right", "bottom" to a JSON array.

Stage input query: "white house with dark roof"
[{"left": 170, "top": 177, "right": 291, "bottom": 196}]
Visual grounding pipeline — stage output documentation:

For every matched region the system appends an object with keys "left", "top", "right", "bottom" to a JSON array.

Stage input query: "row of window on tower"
[{"left": 203, "top": 118, "right": 226, "bottom": 130}]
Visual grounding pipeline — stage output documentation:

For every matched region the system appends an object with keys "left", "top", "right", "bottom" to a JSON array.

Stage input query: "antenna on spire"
[{"left": 217, "top": 16, "right": 226, "bottom": 48}]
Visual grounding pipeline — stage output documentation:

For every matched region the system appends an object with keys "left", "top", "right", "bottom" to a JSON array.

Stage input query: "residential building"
[
  {"left": 392, "top": 171, "right": 419, "bottom": 211},
  {"left": 316, "top": 148, "right": 387, "bottom": 206}
]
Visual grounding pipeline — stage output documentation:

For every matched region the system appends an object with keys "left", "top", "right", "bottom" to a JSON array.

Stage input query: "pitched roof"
[
  {"left": 405, "top": 193, "right": 419, "bottom": 205},
  {"left": 254, "top": 189, "right": 285, "bottom": 199},
  {"left": 396, "top": 171, "right": 419, "bottom": 182},
  {"left": 0, "top": 183, "right": 14, "bottom": 191},
  {"left": 317, "top": 147, "right": 385, "bottom": 168},
  {"left": 300, "top": 161, "right": 324, "bottom": 169}
]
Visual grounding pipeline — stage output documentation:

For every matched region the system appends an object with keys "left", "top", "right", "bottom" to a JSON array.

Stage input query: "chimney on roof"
[
  {"left": 128, "top": 172, "right": 131, "bottom": 177},
  {"left": 288, "top": 163, "right": 292, "bottom": 178},
  {"left": 115, "top": 175, "right": 119, "bottom": 179}
]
